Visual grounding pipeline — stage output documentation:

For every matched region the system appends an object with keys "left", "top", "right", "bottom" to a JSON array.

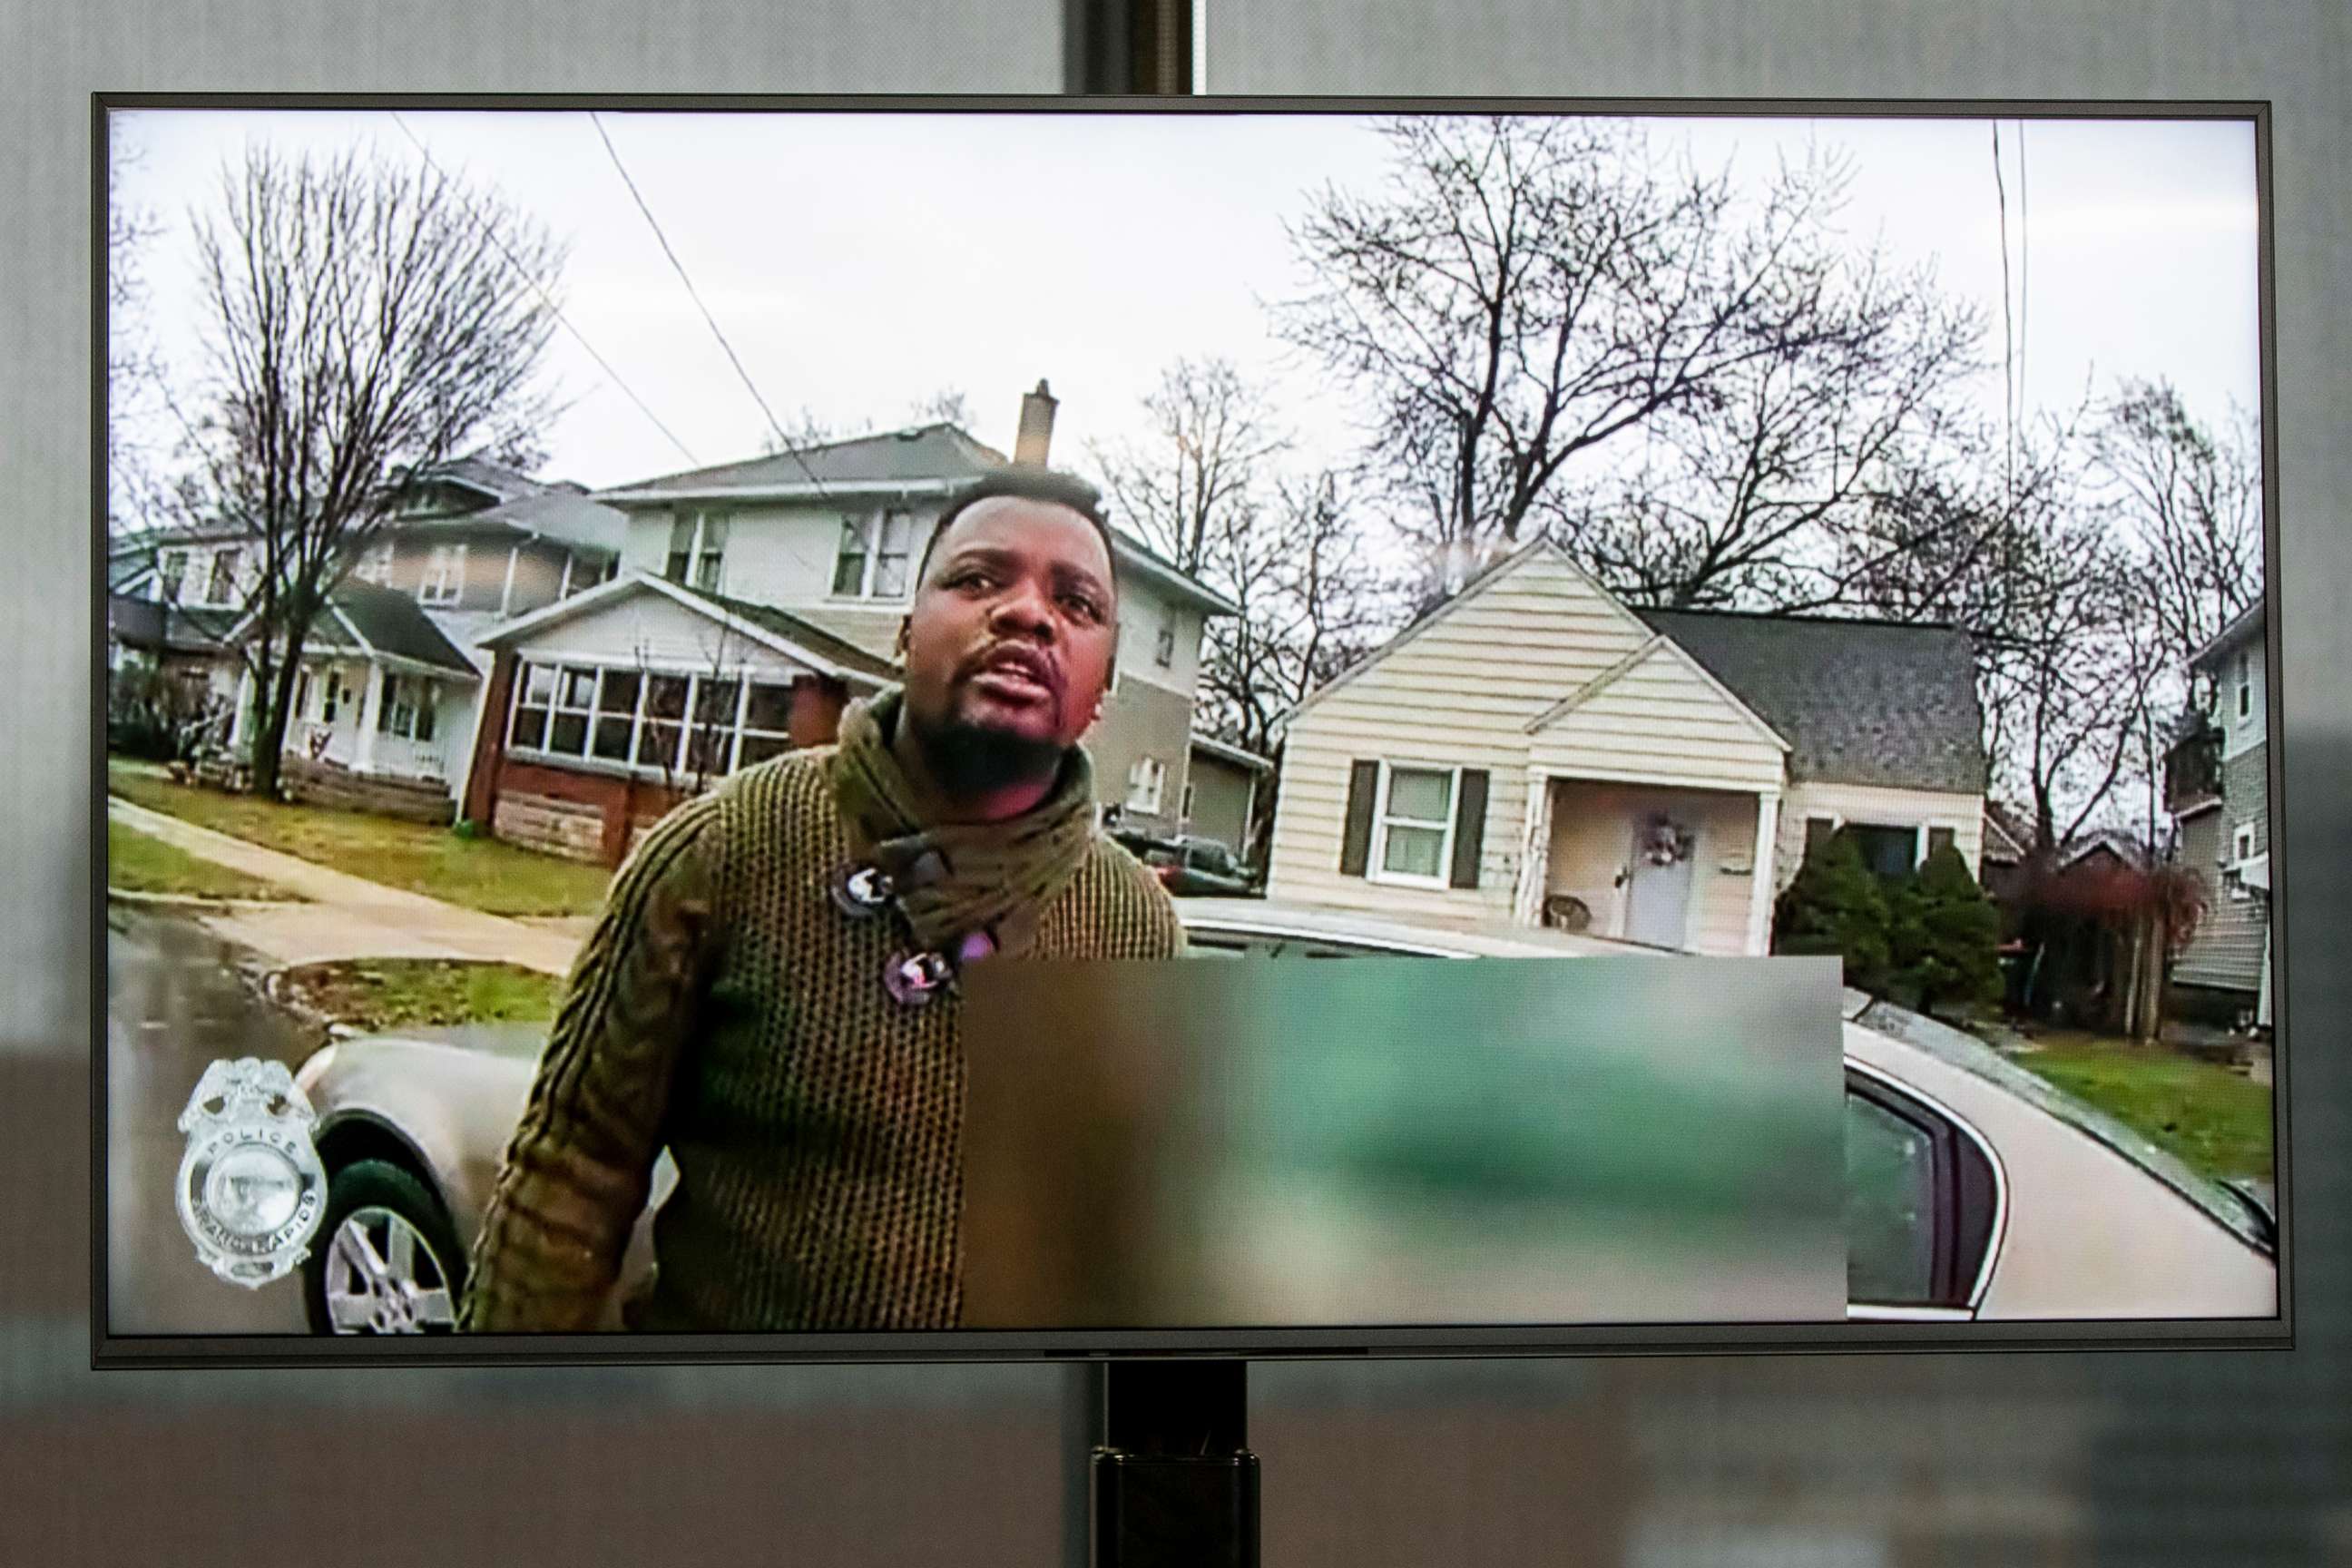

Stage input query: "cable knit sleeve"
[{"left": 457, "top": 792, "right": 726, "bottom": 1333}]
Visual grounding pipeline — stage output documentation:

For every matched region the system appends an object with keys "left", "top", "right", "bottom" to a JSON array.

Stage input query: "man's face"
[{"left": 898, "top": 496, "right": 1118, "bottom": 755}]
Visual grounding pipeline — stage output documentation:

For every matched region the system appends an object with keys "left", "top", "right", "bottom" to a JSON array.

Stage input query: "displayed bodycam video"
[{"left": 100, "top": 105, "right": 2278, "bottom": 1347}]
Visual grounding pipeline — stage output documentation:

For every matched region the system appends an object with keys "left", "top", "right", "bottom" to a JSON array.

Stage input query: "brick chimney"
[{"left": 1014, "top": 379, "right": 1057, "bottom": 466}]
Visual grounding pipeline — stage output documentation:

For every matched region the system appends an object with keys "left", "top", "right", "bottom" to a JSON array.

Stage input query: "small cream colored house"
[{"left": 1265, "top": 542, "right": 1989, "bottom": 956}]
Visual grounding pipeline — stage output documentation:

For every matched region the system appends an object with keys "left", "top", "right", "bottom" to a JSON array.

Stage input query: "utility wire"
[
  {"left": 2017, "top": 120, "right": 2029, "bottom": 441},
  {"left": 588, "top": 111, "right": 832, "bottom": 497},
  {"left": 388, "top": 112, "right": 702, "bottom": 469},
  {"left": 1993, "top": 120, "right": 2015, "bottom": 505}
]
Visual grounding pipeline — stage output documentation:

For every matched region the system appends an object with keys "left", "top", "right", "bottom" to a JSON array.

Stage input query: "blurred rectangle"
[{"left": 962, "top": 956, "right": 1845, "bottom": 1328}]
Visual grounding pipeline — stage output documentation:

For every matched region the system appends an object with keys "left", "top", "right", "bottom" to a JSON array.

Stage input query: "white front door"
[{"left": 1624, "top": 811, "right": 1698, "bottom": 948}]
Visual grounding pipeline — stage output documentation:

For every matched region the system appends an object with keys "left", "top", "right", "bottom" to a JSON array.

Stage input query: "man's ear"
[{"left": 895, "top": 617, "right": 910, "bottom": 659}]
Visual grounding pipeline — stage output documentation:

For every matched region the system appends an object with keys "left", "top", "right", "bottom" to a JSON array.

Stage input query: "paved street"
[{"left": 105, "top": 902, "right": 311, "bottom": 1336}]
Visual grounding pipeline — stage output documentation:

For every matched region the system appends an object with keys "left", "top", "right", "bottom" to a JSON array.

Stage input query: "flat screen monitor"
[{"left": 94, "top": 97, "right": 2287, "bottom": 1365}]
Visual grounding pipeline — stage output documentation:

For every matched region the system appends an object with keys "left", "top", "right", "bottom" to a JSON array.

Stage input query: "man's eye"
[
  {"left": 949, "top": 570, "right": 995, "bottom": 591},
  {"left": 1062, "top": 594, "right": 1105, "bottom": 623}
]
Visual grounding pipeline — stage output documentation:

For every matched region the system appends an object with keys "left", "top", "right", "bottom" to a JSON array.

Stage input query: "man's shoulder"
[
  {"left": 1074, "top": 832, "right": 1187, "bottom": 951},
  {"left": 710, "top": 746, "right": 840, "bottom": 812}
]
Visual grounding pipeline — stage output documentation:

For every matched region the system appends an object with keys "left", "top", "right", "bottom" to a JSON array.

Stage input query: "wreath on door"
[{"left": 1640, "top": 814, "right": 1695, "bottom": 868}]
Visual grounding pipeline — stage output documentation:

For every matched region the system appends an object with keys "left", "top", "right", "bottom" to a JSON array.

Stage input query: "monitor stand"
[{"left": 1078, "top": 1358, "right": 1259, "bottom": 1567}]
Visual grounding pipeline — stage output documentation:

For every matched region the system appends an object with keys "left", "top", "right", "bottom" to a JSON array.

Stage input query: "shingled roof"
[
  {"left": 303, "top": 580, "right": 480, "bottom": 675},
  {"left": 686, "top": 584, "right": 904, "bottom": 684},
  {"left": 394, "top": 489, "right": 630, "bottom": 555},
  {"left": 1635, "top": 607, "right": 1987, "bottom": 795},
  {"left": 603, "top": 424, "right": 1008, "bottom": 497}
]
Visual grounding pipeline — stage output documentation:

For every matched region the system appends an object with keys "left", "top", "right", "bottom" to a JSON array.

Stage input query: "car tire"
[{"left": 302, "top": 1158, "right": 468, "bottom": 1336}]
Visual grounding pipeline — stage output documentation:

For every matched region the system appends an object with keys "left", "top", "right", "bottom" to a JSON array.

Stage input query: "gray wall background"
[{"left": 11, "top": 1, "right": 2348, "bottom": 1563}]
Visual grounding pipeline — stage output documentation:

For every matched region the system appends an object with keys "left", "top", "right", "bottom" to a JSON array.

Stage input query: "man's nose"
[{"left": 988, "top": 579, "right": 1054, "bottom": 639}]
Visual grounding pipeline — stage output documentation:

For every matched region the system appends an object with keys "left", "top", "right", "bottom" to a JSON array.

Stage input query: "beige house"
[{"left": 1265, "top": 542, "right": 1989, "bottom": 956}]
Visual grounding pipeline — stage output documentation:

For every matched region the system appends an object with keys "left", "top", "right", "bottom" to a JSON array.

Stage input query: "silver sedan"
[{"left": 289, "top": 897, "right": 2278, "bottom": 1333}]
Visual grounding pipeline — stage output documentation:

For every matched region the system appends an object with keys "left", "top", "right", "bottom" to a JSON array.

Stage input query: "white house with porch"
[
  {"left": 222, "top": 579, "right": 484, "bottom": 820},
  {"left": 1265, "top": 542, "right": 1989, "bottom": 956}
]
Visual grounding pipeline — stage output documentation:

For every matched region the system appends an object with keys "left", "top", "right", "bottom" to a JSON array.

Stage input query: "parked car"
[
  {"left": 288, "top": 898, "right": 2278, "bottom": 1334},
  {"left": 1134, "top": 835, "right": 1262, "bottom": 897}
]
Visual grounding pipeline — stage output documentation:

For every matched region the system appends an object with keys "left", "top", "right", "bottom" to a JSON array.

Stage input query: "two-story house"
[
  {"left": 462, "top": 387, "right": 1237, "bottom": 866},
  {"left": 132, "top": 457, "right": 629, "bottom": 820},
  {"left": 2165, "top": 601, "right": 2271, "bottom": 1029}
]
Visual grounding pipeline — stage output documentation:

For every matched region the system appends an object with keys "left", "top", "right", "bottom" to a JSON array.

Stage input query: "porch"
[{"left": 1512, "top": 775, "right": 1780, "bottom": 956}]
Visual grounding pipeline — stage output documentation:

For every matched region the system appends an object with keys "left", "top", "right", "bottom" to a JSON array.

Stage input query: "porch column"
[
  {"left": 354, "top": 662, "right": 387, "bottom": 774},
  {"left": 1511, "top": 769, "right": 1553, "bottom": 927},
  {"left": 1746, "top": 789, "right": 1783, "bottom": 956},
  {"left": 227, "top": 664, "right": 256, "bottom": 754}
]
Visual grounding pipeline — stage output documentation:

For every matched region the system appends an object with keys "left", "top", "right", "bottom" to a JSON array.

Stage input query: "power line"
[
  {"left": 1992, "top": 120, "right": 2015, "bottom": 505},
  {"left": 388, "top": 111, "right": 702, "bottom": 470},
  {"left": 2017, "top": 120, "right": 2030, "bottom": 437},
  {"left": 587, "top": 111, "right": 832, "bottom": 497}
]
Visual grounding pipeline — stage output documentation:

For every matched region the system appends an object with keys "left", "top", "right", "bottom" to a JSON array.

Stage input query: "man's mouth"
[{"left": 964, "top": 645, "right": 1059, "bottom": 707}]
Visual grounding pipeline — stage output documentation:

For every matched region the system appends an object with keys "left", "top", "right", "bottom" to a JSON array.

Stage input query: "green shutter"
[
  {"left": 1449, "top": 769, "right": 1490, "bottom": 889},
  {"left": 1339, "top": 760, "right": 1379, "bottom": 877}
]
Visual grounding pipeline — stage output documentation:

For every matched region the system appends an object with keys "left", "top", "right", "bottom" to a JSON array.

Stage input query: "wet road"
[{"left": 105, "top": 901, "right": 313, "bottom": 1337}]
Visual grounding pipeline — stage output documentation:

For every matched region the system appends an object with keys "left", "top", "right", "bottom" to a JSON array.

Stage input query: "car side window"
[
  {"left": 1845, "top": 1090, "right": 1939, "bottom": 1305},
  {"left": 1845, "top": 1073, "right": 2000, "bottom": 1310}
]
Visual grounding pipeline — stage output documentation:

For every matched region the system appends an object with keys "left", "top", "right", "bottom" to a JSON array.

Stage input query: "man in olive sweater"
[{"left": 458, "top": 466, "right": 1185, "bottom": 1333}]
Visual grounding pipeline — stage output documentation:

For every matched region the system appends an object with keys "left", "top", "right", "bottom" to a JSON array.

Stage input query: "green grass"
[
  {"left": 2010, "top": 1031, "right": 2274, "bottom": 1185},
  {"left": 107, "top": 819, "right": 300, "bottom": 902},
  {"left": 279, "top": 958, "right": 561, "bottom": 1033},
  {"left": 107, "top": 759, "right": 612, "bottom": 918}
]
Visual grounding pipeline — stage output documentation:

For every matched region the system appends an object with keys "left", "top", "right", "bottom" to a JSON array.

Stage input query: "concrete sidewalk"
[{"left": 106, "top": 797, "right": 584, "bottom": 977}]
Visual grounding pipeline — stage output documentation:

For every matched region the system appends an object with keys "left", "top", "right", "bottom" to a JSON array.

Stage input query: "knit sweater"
[{"left": 456, "top": 743, "right": 1186, "bottom": 1333}]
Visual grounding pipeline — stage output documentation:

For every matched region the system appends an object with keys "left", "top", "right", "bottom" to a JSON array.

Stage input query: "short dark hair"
[{"left": 915, "top": 466, "right": 1121, "bottom": 605}]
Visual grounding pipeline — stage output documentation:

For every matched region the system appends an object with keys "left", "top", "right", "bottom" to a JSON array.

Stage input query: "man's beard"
[{"left": 909, "top": 709, "right": 1068, "bottom": 802}]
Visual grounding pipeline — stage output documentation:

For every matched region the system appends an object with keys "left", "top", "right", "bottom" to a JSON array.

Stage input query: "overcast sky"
[{"left": 110, "top": 107, "right": 2260, "bottom": 502}]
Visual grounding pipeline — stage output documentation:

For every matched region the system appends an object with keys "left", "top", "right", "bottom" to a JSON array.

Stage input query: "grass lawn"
[
  {"left": 107, "top": 820, "right": 300, "bottom": 902},
  {"left": 279, "top": 958, "right": 561, "bottom": 1033},
  {"left": 2009, "top": 1030, "right": 2274, "bottom": 1185},
  {"left": 107, "top": 758, "right": 611, "bottom": 918}
]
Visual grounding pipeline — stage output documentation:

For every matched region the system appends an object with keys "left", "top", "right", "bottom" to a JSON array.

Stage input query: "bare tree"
[
  {"left": 180, "top": 144, "right": 564, "bottom": 799},
  {"left": 758, "top": 405, "right": 841, "bottom": 456},
  {"left": 906, "top": 387, "right": 975, "bottom": 430},
  {"left": 1544, "top": 250, "right": 1984, "bottom": 610},
  {"left": 1090, "top": 357, "right": 1291, "bottom": 576},
  {"left": 1839, "top": 416, "right": 2165, "bottom": 853},
  {"left": 106, "top": 139, "right": 171, "bottom": 535},
  {"left": 1277, "top": 117, "right": 1856, "bottom": 600},
  {"left": 2092, "top": 377, "right": 2262, "bottom": 685}
]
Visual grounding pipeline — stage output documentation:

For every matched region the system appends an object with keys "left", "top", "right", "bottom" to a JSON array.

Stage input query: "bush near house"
[
  {"left": 1773, "top": 828, "right": 1893, "bottom": 993},
  {"left": 1887, "top": 843, "right": 2004, "bottom": 1018}
]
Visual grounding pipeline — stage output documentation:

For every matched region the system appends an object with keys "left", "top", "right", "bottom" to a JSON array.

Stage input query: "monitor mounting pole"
[
  {"left": 1057, "top": 8, "right": 1233, "bottom": 1563},
  {"left": 1084, "top": 1358, "right": 1259, "bottom": 1568}
]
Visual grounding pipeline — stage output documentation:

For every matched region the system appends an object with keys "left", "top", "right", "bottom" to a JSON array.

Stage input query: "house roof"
[
  {"left": 600, "top": 424, "right": 1008, "bottom": 500},
  {"left": 2058, "top": 829, "right": 2152, "bottom": 872},
  {"left": 689, "top": 585, "right": 903, "bottom": 683},
  {"left": 1982, "top": 799, "right": 2035, "bottom": 863},
  {"left": 108, "top": 593, "right": 239, "bottom": 654},
  {"left": 2188, "top": 598, "right": 2265, "bottom": 673},
  {"left": 477, "top": 572, "right": 899, "bottom": 687},
  {"left": 392, "top": 490, "right": 629, "bottom": 556},
  {"left": 1190, "top": 731, "right": 1275, "bottom": 773},
  {"left": 302, "top": 581, "right": 480, "bottom": 675},
  {"left": 405, "top": 455, "right": 555, "bottom": 508},
  {"left": 596, "top": 423, "right": 1238, "bottom": 618},
  {"left": 1632, "top": 607, "right": 1986, "bottom": 795}
]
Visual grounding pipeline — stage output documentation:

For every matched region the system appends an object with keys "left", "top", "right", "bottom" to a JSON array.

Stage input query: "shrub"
[
  {"left": 1887, "top": 843, "right": 2003, "bottom": 1017},
  {"left": 1773, "top": 828, "right": 1893, "bottom": 993}
]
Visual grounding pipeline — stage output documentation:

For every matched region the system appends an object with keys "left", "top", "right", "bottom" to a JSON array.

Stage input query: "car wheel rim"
[{"left": 322, "top": 1204, "right": 457, "bottom": 1334}]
